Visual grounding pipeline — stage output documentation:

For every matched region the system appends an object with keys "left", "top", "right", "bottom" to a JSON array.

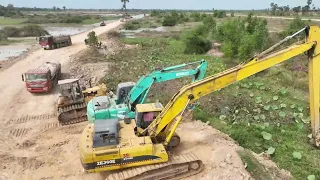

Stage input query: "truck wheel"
[{"left": 69, "top": 41, "right": 72, "bottom": 46}]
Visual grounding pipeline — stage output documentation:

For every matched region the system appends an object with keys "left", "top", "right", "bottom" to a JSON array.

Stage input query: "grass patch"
[
  {"left": 0, "top": 38, "right": 21, "bottom": 45},
  {"left": 0, "top": 17, "right": 26, "bottom": 25},
  {"left": 237, "top": 149, "right": 273, "bottom": 180}
]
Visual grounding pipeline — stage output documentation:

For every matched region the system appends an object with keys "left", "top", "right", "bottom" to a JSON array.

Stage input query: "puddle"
[
  {"left": 44, "top": 26, "right": 95, "bottom": 36},
  {"left": 120, "top": 26, "right": 179, "bottom": 38},
  {"left": 0, "top": 44, "right": 29, "bottom": 61}
]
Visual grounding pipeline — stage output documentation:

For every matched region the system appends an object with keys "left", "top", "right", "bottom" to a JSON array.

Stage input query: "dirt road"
[{"left": 0, "top": 20, "right": 123, "bottom": 180}]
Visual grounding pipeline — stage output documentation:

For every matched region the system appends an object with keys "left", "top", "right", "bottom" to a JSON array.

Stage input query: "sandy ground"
[{"left": 0, "top": 16, "right": 290, "bottom": 180}]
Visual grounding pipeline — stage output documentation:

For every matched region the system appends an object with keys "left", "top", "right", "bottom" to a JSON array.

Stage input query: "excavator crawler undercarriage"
[
  {"left": 57, "top": 102, "right": 87, "bottom": 125},
  {"left": 106, "top": 153, "right": 203, "bottom": 180}
]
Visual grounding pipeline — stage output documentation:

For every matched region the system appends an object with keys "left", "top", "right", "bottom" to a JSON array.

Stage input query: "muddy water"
[
  {"left": 120, "top": 26, "right": 179, "bottom": 38},
  {"left": 0, "top": 44, "right": 29, "bottom": 61},
  {"left": 44, "top": 26, "right": 96, "bottom": 36}
]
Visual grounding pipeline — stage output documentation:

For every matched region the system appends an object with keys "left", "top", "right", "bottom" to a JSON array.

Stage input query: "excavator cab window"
[{"left": 135, "top": 111, "right": 160, "bottom": 129}]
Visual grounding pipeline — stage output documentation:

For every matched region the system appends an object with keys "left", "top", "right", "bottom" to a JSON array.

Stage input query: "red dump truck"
[
  {"left": 39, "top": 35, "right": 72, "bottom": 50},
  {"left": 22, "top": 62, "right": 61, "bottom": 93}
]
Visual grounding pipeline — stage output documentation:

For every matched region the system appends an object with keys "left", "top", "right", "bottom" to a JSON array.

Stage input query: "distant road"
[{"left": 233, "top": 14, "right": 320, "bottom": 22}]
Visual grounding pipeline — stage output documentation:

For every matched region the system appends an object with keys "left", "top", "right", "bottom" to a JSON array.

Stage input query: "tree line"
[
  {"left": 0, "top": 4, "right": 22, "bottom": 17},
  {"left": 269, "top": 0, "right": 319, "bottom": 16}
]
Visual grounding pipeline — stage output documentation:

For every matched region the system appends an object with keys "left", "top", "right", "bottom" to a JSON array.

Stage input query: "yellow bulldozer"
[
  {"left": 56, "top": 78, "right": 107, "bottom": 125},
  {"left": 80, "top": 25, "right": 320, "bottom": 179}
]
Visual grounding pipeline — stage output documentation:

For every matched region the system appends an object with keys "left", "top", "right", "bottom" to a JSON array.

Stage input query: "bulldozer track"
[
  {"left": 57, "top": 102, "right": 87, "bottom": 125},
  {"left": 6, "top": 113, "right": 57, "bottom": 125},
  {"left": 41, "top": 122, "right": 61, "bottom": 131},
  {"left": 106, "top": 153, "right": 203, "bottom": 180},
  {"left": 7, "top": 128, "right": 31, "bottom": 138}
]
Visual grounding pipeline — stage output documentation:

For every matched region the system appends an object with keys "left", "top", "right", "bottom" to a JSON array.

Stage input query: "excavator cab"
[{"left": 135, "top": 102, "right": 164, "bottom": 129}]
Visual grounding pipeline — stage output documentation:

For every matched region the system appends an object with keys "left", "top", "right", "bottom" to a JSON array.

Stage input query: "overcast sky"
[{"left": 1, "top": 0, "right": 319, "bottom": 10}]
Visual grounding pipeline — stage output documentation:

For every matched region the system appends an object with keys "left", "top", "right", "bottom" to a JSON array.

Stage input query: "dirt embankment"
[{"left": 68, "top": 25, "right": 136, "bottom": 87}]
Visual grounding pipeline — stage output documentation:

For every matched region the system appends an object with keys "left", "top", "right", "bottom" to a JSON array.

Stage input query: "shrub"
[
  {"left": 107, "top": 30, "right": 120, "bottom": 38},
  {"left": 0, "top": 31, "right": 8, "bottom": 41},
  {"left": 124, "top": 21, "right": 141, "bottom": 30},
  {"left": 190, "top": 12, "right": 202, "bottom": 22},
  {"left": 1, "top": 25, "right": 49, "bottom": 37},
  {"left": 150, "top": 10, "right": 163, "bottom": 17},
  {"left": 86, "top": 31, "right": 98, "bottom": 48},
  {"left": 280, "top": 16, "right": 308, "bottom": 38},
  {"left": 162, "top": 16, "right": 178, "bottom": 26},
  {"left": 215, "top": 14, "right": 269, "bottom": 61},
  {"left": 183, "top": 31, "right": 212, "bottom": 54},
  {"left": 213, "top": 10, "right": 226, "bottom": 18}
]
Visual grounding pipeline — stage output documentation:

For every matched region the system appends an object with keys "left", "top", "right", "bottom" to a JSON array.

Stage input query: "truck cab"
[
  {"left": 39, "top": 35, "right": 53, "bottom": 49},
  {"left": 22, "top": 69, "right": 51, "bottom": 93}
]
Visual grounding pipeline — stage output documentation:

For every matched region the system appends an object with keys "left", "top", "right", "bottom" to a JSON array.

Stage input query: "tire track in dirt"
[
  {"left": 7, "top": 128, "right": 31, "bottom": 138},
  {"left": 5, "top": 113, "right": 57, "bottom": 125}
]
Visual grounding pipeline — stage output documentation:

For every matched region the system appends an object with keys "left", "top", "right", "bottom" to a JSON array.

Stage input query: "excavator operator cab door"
[{"left": 135, "top": 102, "right": 164, "bottom": 129}]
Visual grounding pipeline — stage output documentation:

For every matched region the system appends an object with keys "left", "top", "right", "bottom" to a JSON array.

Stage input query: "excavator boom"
[
  {"left": 127, "top": 59, "right": 207, "bottom": 108},
  {"left": 143, "top": 25, "right": 320, "bottom": 146}
]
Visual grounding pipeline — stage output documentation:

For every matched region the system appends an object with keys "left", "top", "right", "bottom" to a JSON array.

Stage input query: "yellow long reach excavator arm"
[{"left": 143, "top": 25, "right": 320, "bottom": 147}]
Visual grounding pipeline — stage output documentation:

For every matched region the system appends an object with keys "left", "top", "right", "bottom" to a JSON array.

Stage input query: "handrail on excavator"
[{"left": 141, "top": 25, "right": 320, "bottom": 147}]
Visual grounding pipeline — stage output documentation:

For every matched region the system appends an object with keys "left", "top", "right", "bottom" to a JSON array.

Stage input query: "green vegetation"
[
  {"left": 0, "top": 17, "right": 26, "bottom": 25},
  {"left": 106, "top": 13, "right": 319, "bottom": 179},
  {"left": 162, "top": 16, "right": 178, "bottom": 26},
  {"left": 0, "top": 4, "right": 22, "bottom": 17},
  {"left": 124, "top": 20, "right": 142, "bottom": 30},
  {"left": 237, "top": 150, "right": 273, "bottom": 180},
  {"left": 213, "top": 10, "right": 226, "bottom": 18},
  {"left": 85, "top": 31, "right": 99, "bottom": 48},
  {"left": 0, "top": 25, "right": 49, "bottom": 37},
  {"left": 216, "top": 14, "right": 269, "bottom": 61}
]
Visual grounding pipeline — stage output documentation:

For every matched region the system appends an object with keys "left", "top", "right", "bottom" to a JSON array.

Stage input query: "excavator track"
[
  {"left": 57, "top": 102, "right": 87, "bottom": 125},
  {"left": 106, "top": 153, "right": 203, "bottom": 180}
]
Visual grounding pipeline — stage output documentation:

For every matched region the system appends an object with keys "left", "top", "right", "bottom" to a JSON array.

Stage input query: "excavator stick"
[
  {"left": 57, "top": 102, "right": 87, "bottom": 125},
  {"left": 106, "top": 153, "right": 203, "bottom": 180}
]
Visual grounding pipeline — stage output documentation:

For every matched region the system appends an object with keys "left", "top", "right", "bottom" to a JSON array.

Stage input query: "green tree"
[
  {"left": 292, "top": 6, "right": 301, "bottom": 14},
  {"left": 7, "top": 4, "right": 14, "bottom": 9},
  {"left": 183, "top": 32, "right": 212, "bottom": 54},
  {"left": 121, "top": 0, "right": 129, "bottom": 15},
  {"left": 63, "top": 6, "right": 66, "bottom": 10},
  {"left": 270, "top": 3, "right": 278, "bottom": 15},
  {"left": 86, "top": 31, "right": 99, "bottom": 49}
]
